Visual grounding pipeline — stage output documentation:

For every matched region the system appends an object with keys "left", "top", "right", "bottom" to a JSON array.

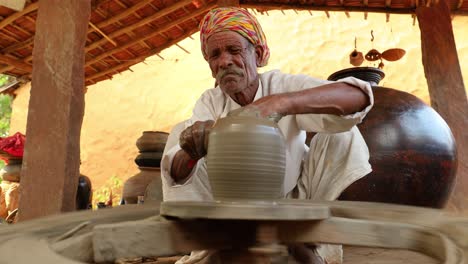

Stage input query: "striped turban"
[{"left": 199, "top": 7, "right": 270, "bottom": 67}]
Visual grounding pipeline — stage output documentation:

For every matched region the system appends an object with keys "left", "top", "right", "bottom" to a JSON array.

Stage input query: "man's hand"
[
  {"left": 171, "top": 120, "right": 214, "bottom": 183},
  {"left": 179, "top": 120, "right": 215, "bottom": 160}
]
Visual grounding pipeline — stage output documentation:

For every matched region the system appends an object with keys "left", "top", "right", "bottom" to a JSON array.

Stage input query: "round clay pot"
[
  {"left": 0, "top": 164, "right": 22, "bottom": 182},
  {"left": 134, "top": 152, "right": 163, "bottom": 168},
  {"left": 122, "top": 168, "right": 161, "bottom": 204},
  {"left": 328, "top": 67, "right": 457, "bottom": 208},
  {"left": 206, "top": 114, "right": 286, "bottom": 200},
  {"left": 135, "top": 131, "right": 168, "bottom": 152}
]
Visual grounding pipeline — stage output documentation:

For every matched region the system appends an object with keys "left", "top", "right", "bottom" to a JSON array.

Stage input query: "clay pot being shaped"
[
  {"left": 328, "top": 67, "right": 457, "bottom": 208},
  {"left": 135, "top": 131, "right": 168, "bottom": 152},
  {"left": 206, "top": 111, "right": 286, "bottom": 200}
]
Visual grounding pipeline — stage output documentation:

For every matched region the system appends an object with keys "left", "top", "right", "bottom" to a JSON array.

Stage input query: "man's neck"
[{"left": 231, "top": 77, "right": 260, "bottom": 106}]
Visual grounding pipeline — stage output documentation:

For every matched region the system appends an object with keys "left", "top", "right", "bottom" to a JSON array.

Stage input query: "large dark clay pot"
[{"left": 328, "top": 67, "right": 457, "bottom": 208}]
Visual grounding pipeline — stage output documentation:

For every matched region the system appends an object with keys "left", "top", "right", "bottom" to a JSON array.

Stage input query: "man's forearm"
[
  {"left": 170, "top": 149, "right": 196, "bottom": 183},
  {"left": 284, "top": 82, "right": 370, "bottom": 116},
  {"left": 252, "top": 82, "right": 370, "bottom": 117}
]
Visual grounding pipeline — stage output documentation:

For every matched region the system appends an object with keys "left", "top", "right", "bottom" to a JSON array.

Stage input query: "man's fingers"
[
  {"left": 179, "top": 127, "right": 198, "bottom": 159},
  {"left": 179, "top": 120, "right": 215, "bottom": 160},
  {"left": 191, "top": 125, "right": 205, "bottom": 158}
]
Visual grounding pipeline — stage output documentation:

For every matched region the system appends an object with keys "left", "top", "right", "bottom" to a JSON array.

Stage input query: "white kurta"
[
  {"left": 161, "top": 70, "right": 373, "bottom": 264},
  {"left": 161, "top": 69, "right": 374, "bottom": 201}
]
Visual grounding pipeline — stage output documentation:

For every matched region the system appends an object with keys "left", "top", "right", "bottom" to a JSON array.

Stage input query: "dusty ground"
[{"left": 344, "top": 247, "right": 437, "bottom": 264}]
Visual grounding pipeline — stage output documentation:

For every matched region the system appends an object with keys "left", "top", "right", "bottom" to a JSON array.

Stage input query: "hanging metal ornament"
[
  {"left": 378, "top": 59, "right": 385, "bottom": 69},
  {"left": 364, "top": 30, "right": 381, "bottom": 62},
  {"left": 349, "top": 37, "right": 364, "bottom": 66},
  {"left": 365, "top": 49, "right": 381, "bottom": 61}
]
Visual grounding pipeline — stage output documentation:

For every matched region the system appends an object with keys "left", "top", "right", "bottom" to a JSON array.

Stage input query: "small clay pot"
[
  {"left": 135, "top": 131, "right": 168, "bottom": 152},
  {"left": 0, "top": 164, "right": 22, "bottom": 182},
  {"left": 349, "top": 49, "right": 364, "bottom": 66},
  {"left": 76, "top": 175, "right": 93, "bottom": 210}
]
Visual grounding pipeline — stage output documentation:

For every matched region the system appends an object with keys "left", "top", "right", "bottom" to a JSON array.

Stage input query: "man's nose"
[{"left": 218, "top": 51, "right": 234, "bottom": 68}]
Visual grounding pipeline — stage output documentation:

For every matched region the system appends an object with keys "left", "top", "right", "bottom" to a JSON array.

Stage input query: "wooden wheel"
[{"left": 0, "top": 201, "right": 466, "bottom": 263}]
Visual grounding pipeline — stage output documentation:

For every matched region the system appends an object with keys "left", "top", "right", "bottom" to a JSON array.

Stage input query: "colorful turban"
[{"left": 199, "top": 7, "right": 270, "bottom": 67}]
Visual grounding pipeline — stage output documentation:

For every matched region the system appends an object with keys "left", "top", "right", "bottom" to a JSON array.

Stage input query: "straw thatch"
[{"left": 0, "top": 0, "right": 466, "bottom": 86}]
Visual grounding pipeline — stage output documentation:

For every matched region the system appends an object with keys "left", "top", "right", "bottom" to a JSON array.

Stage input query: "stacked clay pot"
[
  {"left": 0, "top": 157, "right": 22, "bottom": 222},
  {"left": 122, "top": 131, "right": 168, "bottom": 204},
  {"left": 327, "top": 67, "right": 457, "bottom": 208}
]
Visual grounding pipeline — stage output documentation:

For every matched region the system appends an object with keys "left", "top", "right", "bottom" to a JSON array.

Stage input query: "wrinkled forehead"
[{"left": 205, "top": 31, "right": 251, "bottom": 52}]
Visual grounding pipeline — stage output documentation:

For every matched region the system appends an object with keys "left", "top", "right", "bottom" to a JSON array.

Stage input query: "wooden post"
[
  {"left": 17, "top": 0, "right": 91, "bottom": 221},
  {"left": 416, "top": 0, "right": 468, "bottom": 211}
]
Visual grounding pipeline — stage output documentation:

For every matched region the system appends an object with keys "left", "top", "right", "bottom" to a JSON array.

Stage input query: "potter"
[{"left": 161, "top": 7, "right": 374, "bottom": 264}]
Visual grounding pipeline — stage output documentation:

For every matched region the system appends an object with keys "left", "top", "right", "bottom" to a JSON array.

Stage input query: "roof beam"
[
  {"left": 0, "top": 0, "right": 189, "bottom": 56},
  {"left": 0, "top": 2, "right": 38, "bottom": 30},
  {"left": 85, "top": 3, "right": 215, "bottom": 67},
  {"left": 93, "top": 0, "right": 154, "bottom": 29},
  {"left": 0, "top": 54, "right": 32, "bottom": 72},
  {"left": 217, "top": 0, "right": 240, "bottom": 7},
  {"left": 86, "top": 27, "right": 198, "bottom": 83},
  {"left": 85, "top": 0, "right": 194, "bottom": 52},
  {"left": 0, "top": 65, "right": 14, "bottom": 74},
  {"left": 240, "top": 3, "right": 416, "bottom": 14}
]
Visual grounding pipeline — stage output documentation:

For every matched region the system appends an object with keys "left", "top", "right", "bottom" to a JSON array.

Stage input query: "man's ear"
[{"left": 254, "top": 45, "right": 264, "bottom": 67}]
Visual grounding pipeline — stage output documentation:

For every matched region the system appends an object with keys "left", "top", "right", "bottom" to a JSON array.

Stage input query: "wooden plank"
[
  {"left": 0, "top": 54, "right": 31, "bottom": 72},
  {"left": 86, "top": 27, "right": 198, "bottom": 82},
  {"left": 85, "top": 0, "right": 195, "bottom": 52},
  {"left": 416, "top": 0, "right": 468, "bottom": 212},
  {"left": 16, "top": 0, "right": 91, "bottom": 221},
  {"left": 89, "top": 21, "right": 117, "bottom": 46},
  {"left": 85, "top": 4, "right": 213, "bottom": 67},
  {"left": 0, "top": 1, "right": 38, "bottom": 30}
]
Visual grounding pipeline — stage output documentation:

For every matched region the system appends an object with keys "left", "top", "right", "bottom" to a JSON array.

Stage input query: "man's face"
[{"left": 205, "top": 31, "right": 260, "bottom": 96}]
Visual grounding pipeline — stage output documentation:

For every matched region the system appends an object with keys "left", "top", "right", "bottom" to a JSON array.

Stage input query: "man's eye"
[
  {"left": 209, "top": 52, "right": 219, "bottom": 59},
  {"left": 230, "top": 49, "right": 242, "bottom": 54}
]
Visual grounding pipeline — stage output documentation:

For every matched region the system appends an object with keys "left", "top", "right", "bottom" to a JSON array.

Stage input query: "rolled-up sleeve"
[{"left": 296, "top": 76, "right": 374, "bottom": 133}]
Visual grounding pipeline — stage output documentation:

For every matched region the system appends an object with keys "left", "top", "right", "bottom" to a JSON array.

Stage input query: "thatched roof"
[{"left": 0, "top": 0, "right": 466, "bottom": 86}]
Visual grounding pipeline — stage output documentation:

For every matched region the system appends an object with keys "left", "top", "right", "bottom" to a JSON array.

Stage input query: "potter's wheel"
[{"left": 160, "top": 200, "right": 330, "bottom": 220}]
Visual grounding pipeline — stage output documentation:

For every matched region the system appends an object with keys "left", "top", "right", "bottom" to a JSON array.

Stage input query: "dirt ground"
[{"left": 344, "top": 246, "right": 437, "bottom": 263}]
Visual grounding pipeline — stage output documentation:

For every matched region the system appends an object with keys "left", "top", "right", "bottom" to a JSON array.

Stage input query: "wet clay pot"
[
  {"left": 328, "top": 67, "right": 457, "bottom": 208},
  {"left": 206, "top": 113, "right": 286, "bottom": 200}
]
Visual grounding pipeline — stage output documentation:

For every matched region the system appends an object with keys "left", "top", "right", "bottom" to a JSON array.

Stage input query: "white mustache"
[{"left": 217, "top": 68, "right": 244, "bottom": 80}]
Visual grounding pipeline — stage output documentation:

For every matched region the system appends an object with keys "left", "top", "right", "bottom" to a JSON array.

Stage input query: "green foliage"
[
  {"left": 0, "top": 74, "right": 10, "bottom": 87},
  {"left": 0, "top": 94, "right": 12, "bottom": 137},
  {"left": 92, "top": 175, "right": 123, "bottom": 208}
]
